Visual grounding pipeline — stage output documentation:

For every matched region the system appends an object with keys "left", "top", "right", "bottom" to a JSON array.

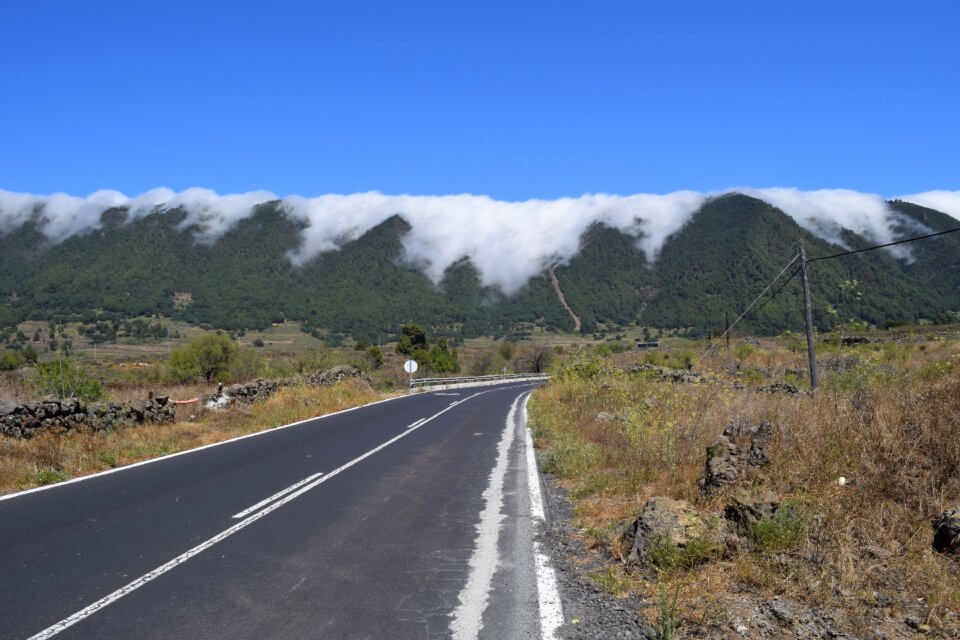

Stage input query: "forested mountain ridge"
[{"left": 1, "top": 194, "right": 957, "bottom": 341}]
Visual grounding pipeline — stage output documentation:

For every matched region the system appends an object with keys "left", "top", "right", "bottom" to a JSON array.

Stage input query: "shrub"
[
  {"left": 167, "top": 331, "right": 238, "bottom": 383},
  {"left": 743, "top": 502, "right": 811, "bottom": 553},
  {"left": 366, "top": 346, "right": 385, "bottom": 369},
  {"left": 0, "top": 351, "right": 25, "bottom": 371},
  {"left": 228, "top": 348, "right": 266, "bottom": 382},
  {"left": 33, "top": 359, "right": 105, "bottom": 401},
  {"left": 648, "top": 534, "right": 724, "bottom": 574}
]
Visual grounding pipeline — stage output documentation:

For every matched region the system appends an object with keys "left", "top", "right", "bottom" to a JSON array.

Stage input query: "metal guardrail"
[{"left": 409, "top": 373, "right": 550, "bottom": 389}]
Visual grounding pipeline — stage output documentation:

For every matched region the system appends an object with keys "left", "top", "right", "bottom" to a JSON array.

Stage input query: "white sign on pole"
[{"left": 403, "top": 360, "right": 418, "bottom": 374}]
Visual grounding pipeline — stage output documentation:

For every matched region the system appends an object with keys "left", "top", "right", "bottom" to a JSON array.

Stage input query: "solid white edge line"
[
  {"left": 0, "top": 380, "right": 539, "bottom": 504},
  {"left": 26, "top": 388, "right": 500, "bottom": 640},
  {"left": 449, "top": 392, "right": 523, "bottom": 640},
  {"left": 231, "top": 471, "right": 325, "bottom": 519},
  {"left": 522, "top": 394, "right": 546, "bottom": 523},
  {"left": 522, "top": 393, "right": 565, "bottom": 640}
]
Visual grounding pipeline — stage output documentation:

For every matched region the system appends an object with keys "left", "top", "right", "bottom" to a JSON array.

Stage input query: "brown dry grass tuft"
[{"left": 529, "top": 333, "right": 960, "bottom": 635}]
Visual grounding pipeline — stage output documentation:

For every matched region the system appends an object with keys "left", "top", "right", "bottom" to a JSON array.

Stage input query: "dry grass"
[
  {"left": 529, "top": 333, "right": 960, "bottom": 635},
  {"left": 0, "top": 378, "right": 387, "bottom": 495}
]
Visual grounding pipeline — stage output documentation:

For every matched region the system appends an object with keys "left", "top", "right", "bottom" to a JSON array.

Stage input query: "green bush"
[
  {"left": 916, "top": 360, "right": 955, "bottom": 382},
  {"left": 33, "top": 359, "right": 105, "bottom": 401},
  {"left": 366, "top": 346, "right": 385, "bottom": 369},
  {"left": 734, "top": 343, "right": 756, "bottom": 360},
  {"left": 743, "top": 502, "right": 810, "bottom": 552},
  {"left": 228, "top": 348, "right": 267, "bottom": 382},
  {"left": 0, "top": 351, "right": 25, "bottom": 371},
  {"left": 648, "top": 534, "right": 723, "bottom": 574},
  {"left": 167, "top": 331, "right": 238, "bottom": 383},
  {"left": 34, "top": 469, "right": 69, "bottom": 485}
]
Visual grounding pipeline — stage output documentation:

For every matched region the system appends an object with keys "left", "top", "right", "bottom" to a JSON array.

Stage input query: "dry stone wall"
[
  {"left": 0, "top": 396, "right": 174, "bottom": 439},
  {"left": 0, "top": 364, "right": 374, "bottom": 439}
]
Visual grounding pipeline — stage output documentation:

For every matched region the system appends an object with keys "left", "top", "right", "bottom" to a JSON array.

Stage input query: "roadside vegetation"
[
  {"left": 529, "top": 327, "right": 960, "bottom": 637},
  {"left": 0, "top": 378, "right": 380, "bottom": 493},
  {"left": 0, "top": 319, "right": 555, "bottom": 495}
]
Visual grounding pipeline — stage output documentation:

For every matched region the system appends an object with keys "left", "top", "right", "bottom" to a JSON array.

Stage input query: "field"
[{"left": 528, "top": 327, "right": 960, "bottom": 637}]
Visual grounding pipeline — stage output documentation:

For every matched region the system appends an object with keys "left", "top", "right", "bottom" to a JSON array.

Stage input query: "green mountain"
[{"left": 1, "top": 194, "right": 957, "bottom": 340}]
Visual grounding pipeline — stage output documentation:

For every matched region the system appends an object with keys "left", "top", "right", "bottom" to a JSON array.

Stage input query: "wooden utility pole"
[
  {"left": 798, "top": 240, "right": 819, "bottom": 390},
  {"left": 725, "top": 310, "right": 730, "bottom": 350}
]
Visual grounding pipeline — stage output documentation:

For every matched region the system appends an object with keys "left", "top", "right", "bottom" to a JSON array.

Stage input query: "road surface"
[{"left": 0, "top": 381, "right": 563, "bottom": 639}]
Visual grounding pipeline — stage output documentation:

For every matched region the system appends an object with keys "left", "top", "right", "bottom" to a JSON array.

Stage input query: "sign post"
[{"left": 403, "top": 359, "right": 419, "bottom": 391}]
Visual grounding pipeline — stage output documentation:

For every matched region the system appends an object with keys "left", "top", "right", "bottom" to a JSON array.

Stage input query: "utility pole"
[
  {"left": 724, "top": 310, "right": 730, "bottom": 351},
  {"left": 798, "top": 240, "right": 819, "bottom": 391}
]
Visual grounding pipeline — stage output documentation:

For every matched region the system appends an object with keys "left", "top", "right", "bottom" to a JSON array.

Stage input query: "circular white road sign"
[{"left": 403, "top": 359, "right": 419, "bottom": 374}]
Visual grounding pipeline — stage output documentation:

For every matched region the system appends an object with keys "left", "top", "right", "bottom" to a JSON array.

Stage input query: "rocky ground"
[
  {"left": 539, "top": 470, "right": 957, "bottom": 639},
  {"left": 541, "top": 473, "right": 655, "bottom": 639}
]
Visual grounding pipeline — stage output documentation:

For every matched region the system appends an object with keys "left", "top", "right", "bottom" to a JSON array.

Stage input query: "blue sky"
[{"left": 1, "top": 1, "right": 957, "bottom": 200}]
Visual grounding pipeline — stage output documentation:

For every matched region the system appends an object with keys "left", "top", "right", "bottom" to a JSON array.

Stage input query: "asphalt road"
[{"left": 0, "top": 381, "right": 562, "bottom": 640}]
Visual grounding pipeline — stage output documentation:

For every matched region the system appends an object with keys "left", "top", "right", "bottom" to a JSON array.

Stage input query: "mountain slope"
[{"left": 1, "top": 195, "right": 957, "bottom": 339}]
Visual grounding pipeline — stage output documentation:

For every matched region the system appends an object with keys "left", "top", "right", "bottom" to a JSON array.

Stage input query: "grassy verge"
[
  {"left": 528, "top": 334, "right": 960, "bottom": 635},
  {"left": 0, "top": 378, "right": 387, "bottom": 495}
]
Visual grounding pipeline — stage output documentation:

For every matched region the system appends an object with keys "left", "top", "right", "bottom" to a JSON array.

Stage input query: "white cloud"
[
  {"left": 1, "top": 186, "right": 952, "bottom": 292},
  {"left": 733, "top": 187, "right": 918, "bottom": 260},
  {"left": 896, "top": 190, "right": 960, "bottom": 222},
  {"left": 283, "top": 191, "right": 706, "bottom": 292}
]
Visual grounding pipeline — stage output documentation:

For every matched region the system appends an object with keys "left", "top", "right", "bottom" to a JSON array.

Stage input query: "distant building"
[{"left": 634, "top": 341, "right": 661, "bottom": 350}]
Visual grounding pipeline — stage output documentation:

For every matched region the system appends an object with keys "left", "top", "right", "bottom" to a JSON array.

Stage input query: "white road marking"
[
  {"left": 25, "top": 391, "right": 497, "bottom": 640},
  {"left": 450, "top": 393, "right": 522, "bottom": 640},
  {"left": 407, "top": 418, "right": 427, "bottom": 430},
  {"left": 231, "top": 472, "right": 325, "bottom": 519},
  {"left": 522, "top": 394, "right": 565, "bottom": 639},
  {"left": 0, "top": 393, "right": 411, "bottom": 504},
  {"left": 0, "top": 380, "right": 536, "bottom": 504}
]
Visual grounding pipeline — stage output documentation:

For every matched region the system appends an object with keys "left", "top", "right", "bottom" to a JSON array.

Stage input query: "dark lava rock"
[
  {"left": 933, "top": 508, "right": 960, "bottom": 554},
  {"left": 623, "top": 496, "right": 727, "bottom": 564},
  {"left": 725, "top": 486, "right": 779, "bottom": 526},
  {"left": 702, "top": 440, "right": 741, "bottom": 490}
]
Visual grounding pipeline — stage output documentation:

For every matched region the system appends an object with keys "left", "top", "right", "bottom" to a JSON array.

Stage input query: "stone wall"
[
  {"left": 0, "top": 364, "right": 373, "bottom": 439},
  {"left": 209, "top": 365, "right": 372, "bottom": 407},
  {"left": 0, "top": 395, "right": 175, "bottom": 439}
]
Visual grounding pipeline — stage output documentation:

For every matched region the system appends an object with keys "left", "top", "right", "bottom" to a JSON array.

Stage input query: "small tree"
[
  {"left": 427, "top": 337, "right": 460, "bottom": 374},
  {"left": 497, "top": 340, "right": 516, "bottom": 363},
  {"left": 366, "top": 346, "right": 385, "bottom": 369},
  {"left": 515, "top": 345, "right": 554, "bottom": 374},
  {"left": 396, "top": 323, "right": 428, "bottom": 356},
  {"left": 167, "top": 331, "right": 238, "bottom": 383},
  {"left": 469, "top": 351, "right": 496, "bottom": 376}
]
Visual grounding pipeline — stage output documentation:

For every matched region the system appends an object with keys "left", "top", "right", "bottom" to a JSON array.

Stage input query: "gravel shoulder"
[{"left": 539, "top": 472, "right": 654, "bottom": 640}]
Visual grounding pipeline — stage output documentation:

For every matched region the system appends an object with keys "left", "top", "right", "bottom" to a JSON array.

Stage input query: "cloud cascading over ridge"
[
  {"left": 897, "top": 191, "right": 960, "bottom": 222},
  {"left": 0, "top": 187, "right": 955, "bottom": 294}
]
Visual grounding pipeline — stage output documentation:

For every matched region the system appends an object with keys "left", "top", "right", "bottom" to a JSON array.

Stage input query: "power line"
[
  {"left": 806, "top": 226, "right": 960, "bottom": 263},
  {"left": 744, "top": 264, "right": 802, "bottom": 320},
  {"left": 695, "top": 252, "right": 800, "bottom": 366}
]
